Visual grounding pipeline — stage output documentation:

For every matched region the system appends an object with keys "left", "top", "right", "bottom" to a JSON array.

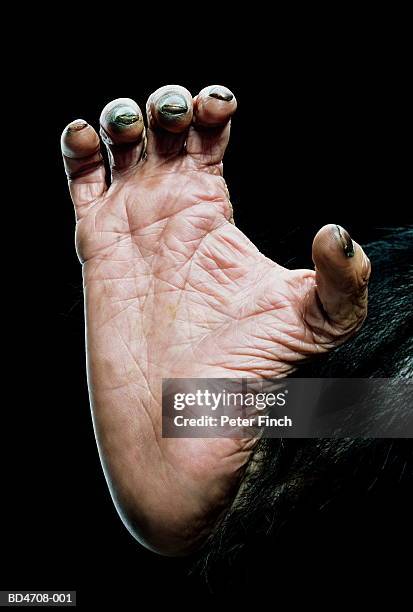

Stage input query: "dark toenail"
[
  {"left": 68, "top": 121, "right": 88, "bottom": 132},
  {"left": 115, "top": 113, "right": 139, "bottom": 125},
  {"left": 158, "top": 94, "right": 188, "bottom": 116},
  {"left": 110, "top": 105, "right": 139, "bottom": 128},
  {"left": 208, "top": 87, "right": 234, "bottom": 102},
  {"left": 336, "top": 225, "right": 355, "bottom": 258}
]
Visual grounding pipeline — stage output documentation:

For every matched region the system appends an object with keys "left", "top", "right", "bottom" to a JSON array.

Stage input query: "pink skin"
[{"left": 61, "top": 85, "right": 371, "bottom": 555}]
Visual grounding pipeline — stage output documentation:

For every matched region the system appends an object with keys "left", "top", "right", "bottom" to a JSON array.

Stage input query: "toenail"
[
  {"left": 208, "top": 87, "right": 234, "bottom": 102},
  {"left": 68, "top": 120, "right": 88, "bottom": 132},
  {"left": 336, "top": 225, "right": 355, "bottom": 258},
  {"left": 110, "top": 105, "right": 140, "bottom": 128},
  {"left": 158, "top": 94, "right": 188, "bottom": 116}
]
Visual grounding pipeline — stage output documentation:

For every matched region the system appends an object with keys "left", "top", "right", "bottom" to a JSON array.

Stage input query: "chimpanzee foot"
[{"left": 61, "top": 85, "right": 371, "bottom": 555}]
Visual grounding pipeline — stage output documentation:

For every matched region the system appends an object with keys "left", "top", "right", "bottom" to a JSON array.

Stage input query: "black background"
[{"left": 1, "top": 37, "right": 411, "bottom": 605}]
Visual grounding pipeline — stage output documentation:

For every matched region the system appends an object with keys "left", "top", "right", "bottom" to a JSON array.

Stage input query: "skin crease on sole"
[{"left": 61, "top": 85, "right": 371, "bottom": 556}]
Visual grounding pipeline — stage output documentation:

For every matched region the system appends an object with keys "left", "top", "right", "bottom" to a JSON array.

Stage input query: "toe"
[
  {"left": 100, "top": 98, "right": 145, "bottom": 176},
  {"left": 61, "top": 120, "right": 106, "bottom": 217},
  {"left": 186, "top": 85, "right": 237, "bottom": 167},
  {"left": 305, "top": 224, "right": 371, "bottom": 337},
  {"left": 194, "top": 85, "right": 236, "bottom": 126},
  {"left": 146, "top": 85, "right": 193, "bottom": 159}
]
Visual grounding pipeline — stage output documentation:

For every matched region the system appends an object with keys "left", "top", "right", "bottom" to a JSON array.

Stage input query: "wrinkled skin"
[{"left": 61, "top": 85, "right": 371, "bottom": 555}]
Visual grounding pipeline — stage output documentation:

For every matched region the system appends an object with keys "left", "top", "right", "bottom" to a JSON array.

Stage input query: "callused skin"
[{"left": 61, "top": 85, "right": 371, "bottom": 555}]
